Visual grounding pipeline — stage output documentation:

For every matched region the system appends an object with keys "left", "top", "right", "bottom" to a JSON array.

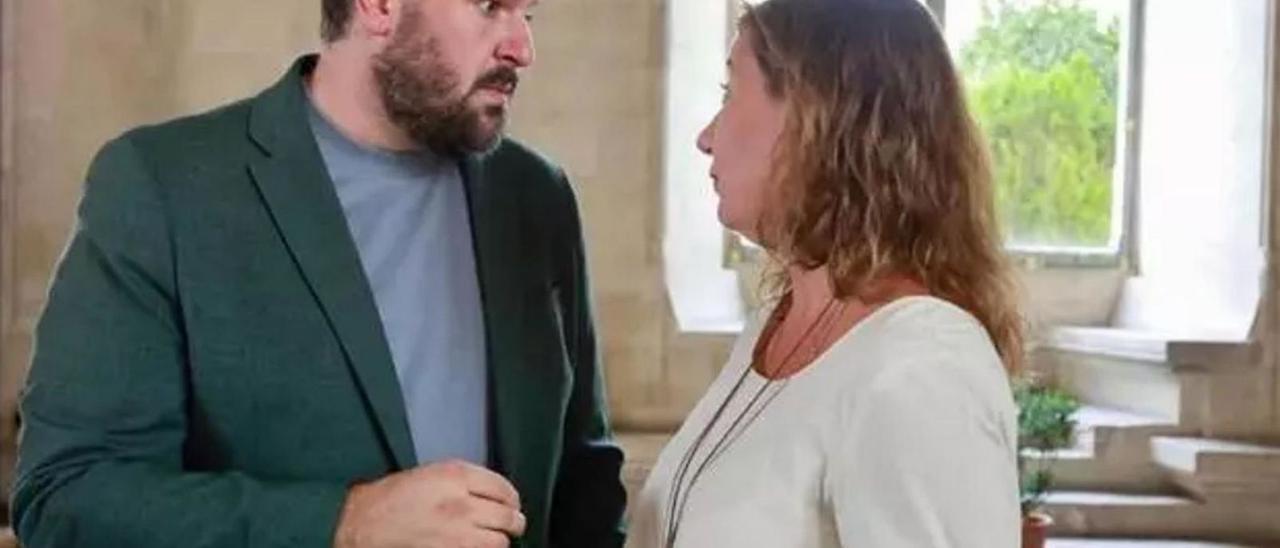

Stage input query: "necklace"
[{"left": 661, "top": 294, "right": 845, "bottom": 548}]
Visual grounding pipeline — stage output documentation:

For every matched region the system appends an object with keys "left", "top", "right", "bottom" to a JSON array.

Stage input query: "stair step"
[
  {"left": 1036, "top": 345, "right": 1183, "bottom": 420},
  {"left": 1037, "top": 328, "right": 1258, "bottom": 422},
  {"left": 1042, "top": 451, "right": 1171, "bottom": 493},
  {"left": 1046, "top": 491, "right": 1194, "bottom": 507},
  {"left": 1076, "top": 406, "right": 1183, "bottom": 459},
  {"left": 1151, "top": 437, "right": 1280, "bottom": 474},
  {"left": 1043, "top": 490, "right": 1280, "bottom": 542},
  {"left": 1048, "top": 539, "right": 1264, "bottom": 548},
  {"left": 1075, "top": 405, "right": 1177, "bottom": 429},
  {"left": 1026, "top": 406, "right": 1182, "bottom": 493},
  {"left": 1041, "top": 405, "right": 1182, "bottom": 457},
  {"left": 1151, "top": 437, "right": 1280, "bottom": 499},
  {"left": 1045, "top": 327, "right": 1259, "bottom": 372}
]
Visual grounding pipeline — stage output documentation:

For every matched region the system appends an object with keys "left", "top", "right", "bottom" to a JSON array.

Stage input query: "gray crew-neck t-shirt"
[{"left": 308, "top": 103, "right": 488, "bottom": 466}]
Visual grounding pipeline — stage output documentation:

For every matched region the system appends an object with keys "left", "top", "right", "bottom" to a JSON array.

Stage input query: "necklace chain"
[{"left": 661, "top": 294, "right": 845, "bottom": 547}]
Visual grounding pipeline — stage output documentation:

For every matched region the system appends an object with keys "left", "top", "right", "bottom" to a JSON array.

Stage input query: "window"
[
  {"left": 939, "top": 0, "right": 1144, "bottom": 264},
  {"left": 724, "top": 0, "right": 1144, "bottom": 269},
  {"left": 664, "top": 0, "right": 747, "bottom": 332}
]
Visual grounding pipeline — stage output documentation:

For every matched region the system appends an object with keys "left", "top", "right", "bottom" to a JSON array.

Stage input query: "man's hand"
[{"left": 334, "top": 460, "right": 526, "bottom": 548}]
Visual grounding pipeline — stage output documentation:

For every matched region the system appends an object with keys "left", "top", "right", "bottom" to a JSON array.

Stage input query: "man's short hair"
[{"left": 321, "top": 0, "right": 354, "bottom": 42}]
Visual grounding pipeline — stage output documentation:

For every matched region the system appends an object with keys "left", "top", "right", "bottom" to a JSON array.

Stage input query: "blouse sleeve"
[{"left": 825, "top": 329, "right": 1021, "bottom": 548}]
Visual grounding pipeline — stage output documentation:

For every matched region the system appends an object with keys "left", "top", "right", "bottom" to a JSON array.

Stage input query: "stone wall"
[{"left": 0, "top": 0, "right": 324, "bottom": 506}]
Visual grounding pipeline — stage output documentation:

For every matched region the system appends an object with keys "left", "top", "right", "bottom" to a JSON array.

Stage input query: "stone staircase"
[{"left": 1034, "top": 326, "right": 1280, "bottom": 546}]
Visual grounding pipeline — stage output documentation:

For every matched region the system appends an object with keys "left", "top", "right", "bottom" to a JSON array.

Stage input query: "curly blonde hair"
[{"left": 743, "top": 0, "right": 1024, "bottom": 372}]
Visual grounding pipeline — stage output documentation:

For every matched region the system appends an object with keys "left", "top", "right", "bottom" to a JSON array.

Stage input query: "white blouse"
[{"left": 626, "top": 296, "right": 1020, "bottom": 548}]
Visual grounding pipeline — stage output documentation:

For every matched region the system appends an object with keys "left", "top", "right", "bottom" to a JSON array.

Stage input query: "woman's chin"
[
  {"left": 717, "top": 206, "right": 743, "bottom": 233},
  {"left": 718, "top": 210, "right": 760, "bottom": 242}
]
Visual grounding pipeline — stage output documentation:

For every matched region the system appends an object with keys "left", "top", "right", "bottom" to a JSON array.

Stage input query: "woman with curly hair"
[{"left": 627, "top": 0, "right": 1023, "bottom": 546}]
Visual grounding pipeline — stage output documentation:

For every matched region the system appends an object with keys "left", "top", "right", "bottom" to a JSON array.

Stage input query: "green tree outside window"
[{"left": 959, "top": 0, "right": 1122, "bottom": 247}]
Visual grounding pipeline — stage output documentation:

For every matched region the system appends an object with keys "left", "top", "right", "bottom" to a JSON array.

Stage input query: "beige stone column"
[{"left": 508, "top": 0, "right": 734, "bottom": 430}]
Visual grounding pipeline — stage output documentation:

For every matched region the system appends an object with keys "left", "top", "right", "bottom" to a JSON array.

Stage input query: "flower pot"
[{"left": 1021, "top": 512, "right": 1053, "bottom": 548}]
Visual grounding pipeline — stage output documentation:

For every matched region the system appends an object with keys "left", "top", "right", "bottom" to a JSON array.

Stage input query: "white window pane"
[{"left": 946, "top": 0, "right": 1130, "bottom": 249}]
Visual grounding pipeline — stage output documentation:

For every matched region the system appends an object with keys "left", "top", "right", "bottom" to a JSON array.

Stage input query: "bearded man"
[{"left": 10, "top": 1, "right": 626, "bottom": 547}]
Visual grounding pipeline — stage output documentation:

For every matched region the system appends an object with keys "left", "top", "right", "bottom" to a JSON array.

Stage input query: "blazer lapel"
[
  {"left": 462, "top": 152, "right": 568, "bottom": 546},
  {"left": 245, "top": 57, "right": 416, "bottom": 470},
  {"left": 461, "top": 154, "right": 530, "bottom": 472}
]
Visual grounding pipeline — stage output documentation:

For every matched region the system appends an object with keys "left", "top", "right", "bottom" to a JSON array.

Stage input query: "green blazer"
[{"left": 12, "top": 56, "right": 626, "bottom": 548}]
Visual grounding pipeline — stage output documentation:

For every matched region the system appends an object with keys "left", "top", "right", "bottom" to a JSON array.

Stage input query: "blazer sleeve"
[
  {"left": 11, "top": 135, "right": 349, "bottom": 548},
  {"left": 545, "top": 172, "right": 628, "bottom": 548},
  {"left": 825, "top": 326, "right": 1021, "bottom": 548}
]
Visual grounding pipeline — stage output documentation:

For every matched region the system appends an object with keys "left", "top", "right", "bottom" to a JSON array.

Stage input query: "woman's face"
[{"left": 697, "top": 33, "right": 787, "bottom": 241}]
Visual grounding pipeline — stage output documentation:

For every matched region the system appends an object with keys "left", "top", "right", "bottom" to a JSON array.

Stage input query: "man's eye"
[{"left": 478, "top": 0, "right": 498, "bottom": 14}]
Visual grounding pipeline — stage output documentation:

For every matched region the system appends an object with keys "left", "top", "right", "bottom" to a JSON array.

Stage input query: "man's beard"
[{"left": 372, "top": 13, "right": 519, "bottom": 157}]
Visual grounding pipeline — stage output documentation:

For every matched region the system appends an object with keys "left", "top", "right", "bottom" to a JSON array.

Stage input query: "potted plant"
[{"left": 1014, "top": 379, "right": 1080, "bottom": 548}]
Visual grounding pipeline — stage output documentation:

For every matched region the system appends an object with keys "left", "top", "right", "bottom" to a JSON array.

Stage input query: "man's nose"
[{"left": 496, "top": 17, "right": 535, "bottom": 69}]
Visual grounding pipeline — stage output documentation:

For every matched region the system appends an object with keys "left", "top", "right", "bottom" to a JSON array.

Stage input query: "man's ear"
[{"left": 352, "top": 0, "right": 402, "bottom": 40}]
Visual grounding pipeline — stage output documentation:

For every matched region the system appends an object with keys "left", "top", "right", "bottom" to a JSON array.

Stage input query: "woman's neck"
[
  {"left": 785, "top": 265, "right": 837, "bottom": 322},
  {"left": 783, "top": 265, "right": 930, "bottom": 320}
]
